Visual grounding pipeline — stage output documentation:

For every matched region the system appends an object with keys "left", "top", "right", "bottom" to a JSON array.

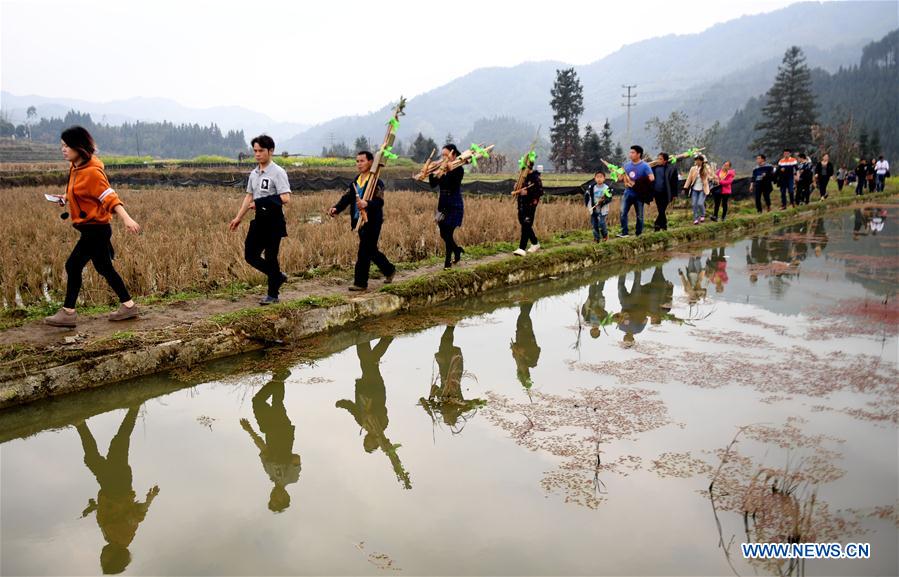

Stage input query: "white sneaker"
[
  {"left": 527, "top": 244, "right": 540, "bottom": 253},
  {"left": 513, "top": 248, "right": 527, "bottom": 256}
]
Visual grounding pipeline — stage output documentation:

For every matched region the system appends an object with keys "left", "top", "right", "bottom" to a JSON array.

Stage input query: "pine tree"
[
  {"left": 858, "top": 127, "right": 871, "bottom": 159},
  {"left": 354, "top": 135, "right": 370, "bottom": 152},
  {"left": 870, "top": 129, "right": 882, "bottom": 158},
  {"left": 549, "top": 67, "right": 584, "bottom": 172},
  {"left": 614, "top": 143, "right": 624, "bottom": 163},
  {"left": 445, "top": 132, "right": 454, "bottom": 145},
  {"left": 752, "top": 46, "right": 818, "bottom": 154},
  {"left": 598, "top": 119, "right": 614, "bottom": 161},
  {"left": 409, "top": 132, "right": 439, "bottom": 162},
  {"left": 580, "top": 124, "right": 602, "bottom": 171}
]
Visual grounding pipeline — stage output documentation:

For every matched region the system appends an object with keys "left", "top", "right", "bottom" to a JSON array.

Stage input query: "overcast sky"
[{"left": 2, "top": 0, "right": 800, "bottom": 124}]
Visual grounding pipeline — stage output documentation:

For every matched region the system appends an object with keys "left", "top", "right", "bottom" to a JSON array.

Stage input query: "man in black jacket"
[
  {"left": 651, "top": 153, "right": 679, "bottom": 231},
  {"left": 329, "top": 151, "right": 396, "bottom": 291}
]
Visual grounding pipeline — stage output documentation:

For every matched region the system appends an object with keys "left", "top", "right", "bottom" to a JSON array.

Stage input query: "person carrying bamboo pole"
[
  {"left": 512, "top": 163, "right": 544, "bottom": 256},
  {"left": 429, "top": 144, "right": 466, "bottom": 269},
  {"left": 329, "top": 151, "right": 396, "bottom": 291}
]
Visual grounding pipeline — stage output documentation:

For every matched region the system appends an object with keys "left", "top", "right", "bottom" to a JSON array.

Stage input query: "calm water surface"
[{"left": 2, "top": 206, "right": 897, "bottom": 576}]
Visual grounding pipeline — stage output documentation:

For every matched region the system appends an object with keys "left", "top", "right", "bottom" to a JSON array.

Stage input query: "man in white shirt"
[
  {"left": 229, "top": 135, "right": 292, "bottom": 305},
  {"left": 874, "top": 156, "right": 890, "bottom": 192}
]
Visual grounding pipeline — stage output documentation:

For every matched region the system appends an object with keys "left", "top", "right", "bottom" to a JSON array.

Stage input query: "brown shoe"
[
  {"left": 348, "top": 285, "right": 367, "bottom": 292},
  {"left": 109, "top": 304, "right": 139, "bottom": 321},
  {"left": 383, "top": 271, "right": 396, "bottom": 284},
  {"left": 45, "top": 308, "right": 77, "bottom": 328}
]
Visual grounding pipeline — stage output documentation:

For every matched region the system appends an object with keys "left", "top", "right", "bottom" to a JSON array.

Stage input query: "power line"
[{"left": 621, "top": 84, "right": 637, "bottom": 146}]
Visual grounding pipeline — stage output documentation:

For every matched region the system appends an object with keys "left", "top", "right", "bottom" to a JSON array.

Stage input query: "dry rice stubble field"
[{"left": 3, "top": 186, "right": 635, "bottom": 308}]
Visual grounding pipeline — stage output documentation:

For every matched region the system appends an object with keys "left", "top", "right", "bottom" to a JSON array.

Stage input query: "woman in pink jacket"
[{"left": 711, "top": 160, "right": 735, "bottom": 222}]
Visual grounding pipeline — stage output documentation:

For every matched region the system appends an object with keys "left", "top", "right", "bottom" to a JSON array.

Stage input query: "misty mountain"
[
  {"left": 283, "top": 1, "right": 897, "bottom": 156},
  {"left": 0, "top": 92, "right": 308, "bottom": 144},
  {"left": 716, "top": 29, "right": 899, "bottom": 163}
]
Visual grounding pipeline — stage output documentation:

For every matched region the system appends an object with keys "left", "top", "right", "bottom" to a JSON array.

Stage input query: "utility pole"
[{"left": 621, "top": 84, "right": 637, "bottom": 146}]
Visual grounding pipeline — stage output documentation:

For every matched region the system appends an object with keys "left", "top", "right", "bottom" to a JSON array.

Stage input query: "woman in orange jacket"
[{"left": 45, "top": 126, "right": 142, "bottom": 328}]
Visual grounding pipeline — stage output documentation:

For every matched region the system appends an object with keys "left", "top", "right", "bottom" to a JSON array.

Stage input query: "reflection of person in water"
[
  {"left": 616, "top": 271, "right": 652, "bottom": 345},
  {"left": 336, "top": 338, "right": 411, "bottom": 489},
  {"left": 646, "top": 266, "right": 676, "bottom": 325},
  {"left": 853, "top": 209, "right": 867, "bottom": 240},
  {"left": 705, "top": 248, "right": 729, "bottom": 293},
  {"left": 581, "top": 280, "right": 612, "bottom": 338},
  {"left": 240, "top": 368, "right": 300, "bottom": 513},
  {"left": 76, "top": 406, "right": 158, "bottom": 575},
  {"left": 745, "top": 237, "right": 769, "bottom": 284},
  {"left": 510, "top": 302, "right": 541, "bottom": 390},
  {"left": 679, "top": 256, "right": 708, "bottom": 304},
  {"left": 869, "top": 209, "right": 887, "bottom": 235},
  {"left": 811, "top": 218, "right": 828, "bottom": 256},
  {"left": 420, "top": 325, "right": 484, "bottom": 431}
]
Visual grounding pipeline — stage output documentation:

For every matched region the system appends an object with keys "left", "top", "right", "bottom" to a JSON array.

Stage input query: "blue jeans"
[
  {"left": 691, "top": 189, "right": 706, "bottom": 220},
  {"left": 591, "top": 211, "right": 608, "bottom": 240},
  {"left": 876, "top": 173, "right": 886, "bottom": 192},
  {"left": 620, "top": 191, "right": 643, "bottom": 236}
]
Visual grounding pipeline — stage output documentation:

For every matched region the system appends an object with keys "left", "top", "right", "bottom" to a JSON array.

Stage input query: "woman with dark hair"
[
  {"left": 429, "top": 144, "right": 465, "bottom": 269},
  {"left": 683, "top": 154, "right": 711, "bottom": 224},
  {"left": 45, "top": 126, "right": 141, "bottom": 328},
  {"left": 711, "top": 160, "right": 735, "bottom": 221},
  {"left": 814, "top": 153, "right": 834, "bottom": 199}
]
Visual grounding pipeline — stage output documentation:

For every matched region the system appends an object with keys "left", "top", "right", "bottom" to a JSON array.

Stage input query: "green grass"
[
  {"left": 184, "top": 155, "right": 236, "bottom": 164},
  {"left": 99, "top": 155, "right": 157, "bottom": 165},
  {"left": 209, "top": 295, "right": 346, "bottom": 326}
]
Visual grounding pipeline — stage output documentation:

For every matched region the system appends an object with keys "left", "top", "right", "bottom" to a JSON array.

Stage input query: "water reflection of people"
[
  {"left": 705, "top": 248, "right": 729, "bottom": 293},
  {"left": 76, "top": 406, "right": 158, "bottom": 575},
  {"left": 336, "top": 338, "right": 412, "bottom": 489},
  {"left": 581, "top": 280, "right": 612, "bottom": 339},
  {"left": 679, "top": 256, "right": 708, "bottom": 304},
  {"left": 811, "top": 218, "right": 828, "bottom": 256},
  {"left": 646, "top": 266, "right": 675, "bottom": 324},
  {"left": 869, "top": 209, "right": 887, "bottom": 235},
  {"left": 420, "top": 325, "right": 484, "bottom": 431},
  {"left": 510, "top": 303, "right": 541, "bottom": 390},
  {"left": 744, "top": 236, "right": 799, "bottom": 296},
  {"left": 746, "top": 237, "right": 768, "bottom": 284},
  {"left": 853, "top": 209, "right": 867, "bottom": 240},
  {"left": 240, "top": 368, "right": 300, "bottom": 513},
  {"left": 616, "top": 271, "right": 653, "bottom": 345}
]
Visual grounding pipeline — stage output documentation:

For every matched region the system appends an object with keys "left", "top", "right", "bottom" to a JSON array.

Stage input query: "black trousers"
[
  {"left": 713, "top": 194, "right": 730, "bottom": 219},
  {"left": 653, "top": 190, "right": 669, "bottom": 230},
  {"left": 64, "top": 224, "right": 131, "bottom": 309},
  {"left": 355, "top": 219, "right": 394, "bottom": 288},
  {"left": 855, "top": 178, "right": 866, "bottom": 195},
  {"left": 754, "top": 188, "right": 771, "bottom": 213},
  {"left": 438, "top": 222, "right": 460, "bottom": 266},
  {"left": 797, "top": 182, "right": 811, "bottom": 204},
  {"left": 818, "top": 177, "right": 830, "bottom": 198},
  {"left": 518, "top": 206, "right": 538, "bottom": 250},
  {"left": 244, "top": 219, "right": 284, "bottom": 297}
]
